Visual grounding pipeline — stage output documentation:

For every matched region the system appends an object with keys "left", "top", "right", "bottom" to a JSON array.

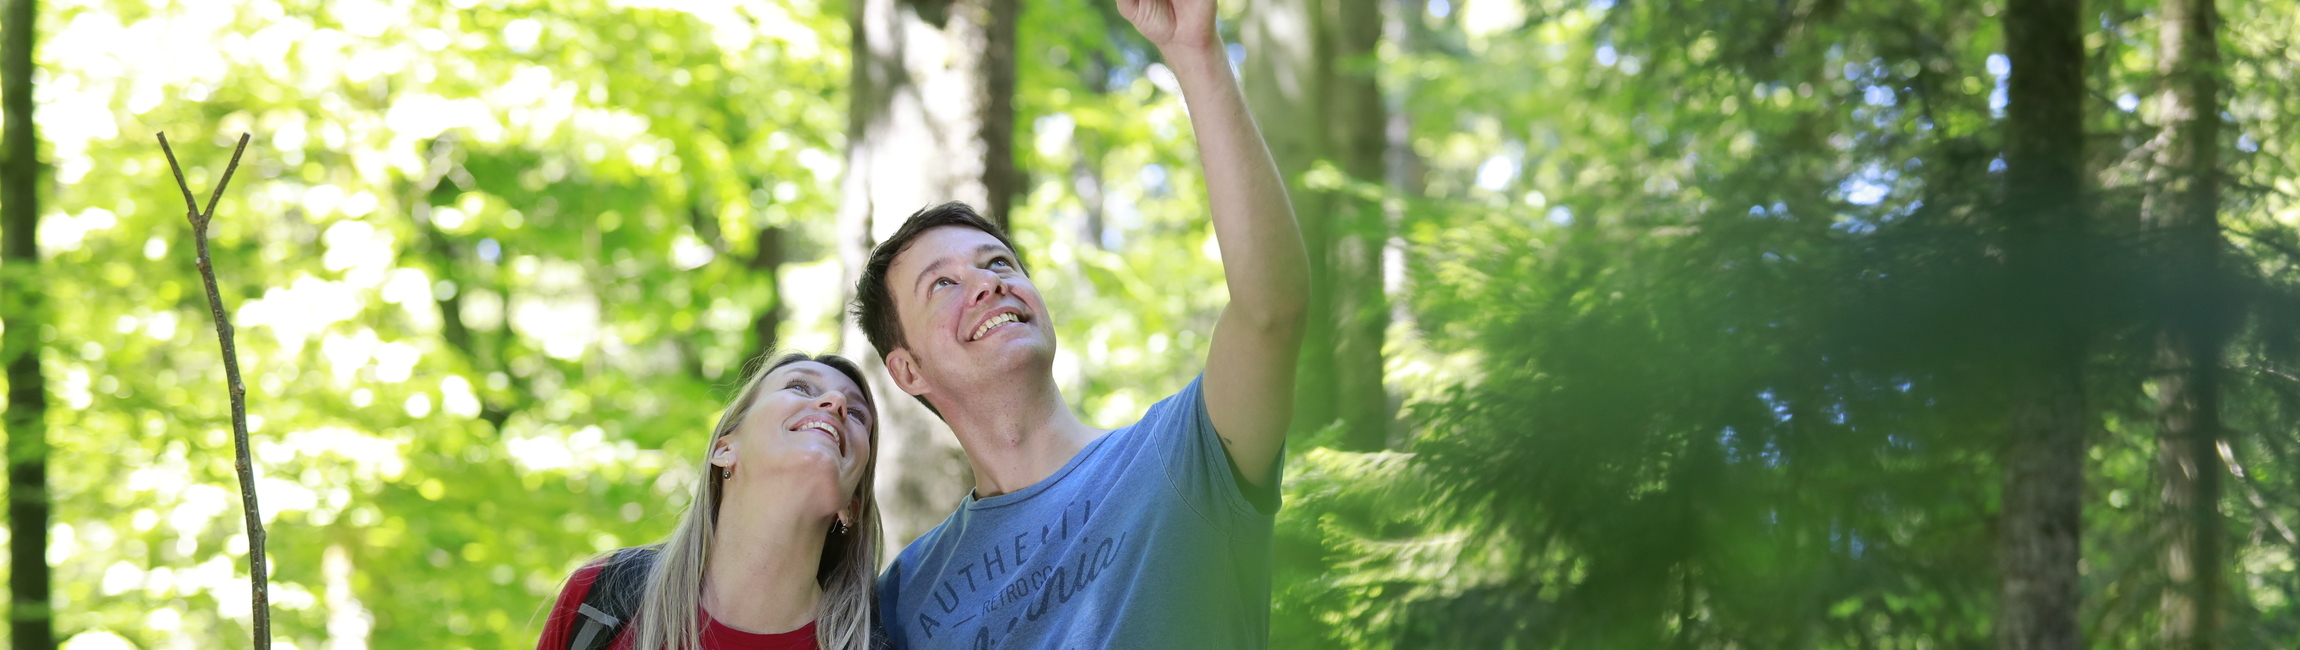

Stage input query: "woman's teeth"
[{"left": 799, "top": 421, "right": 842, "bottom": 453}]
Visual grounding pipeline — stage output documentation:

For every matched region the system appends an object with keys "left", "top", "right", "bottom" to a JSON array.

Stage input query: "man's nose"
[{"left": 966, "top": 267, "right": 1007, "bottom": 304}]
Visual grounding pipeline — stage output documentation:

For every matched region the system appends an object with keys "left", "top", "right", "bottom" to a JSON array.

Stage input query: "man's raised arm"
[{"left": 1120, "top": 0, "right": 1310, "bottom": 488}]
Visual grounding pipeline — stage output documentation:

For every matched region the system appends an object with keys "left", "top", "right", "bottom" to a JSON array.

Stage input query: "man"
[{"left": 854, "top": 0, "right": 1307, "bottom": 646}]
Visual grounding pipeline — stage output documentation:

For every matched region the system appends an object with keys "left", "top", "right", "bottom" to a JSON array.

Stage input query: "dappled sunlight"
[
  {"left": 504, "top": 425, "right": 646, "bottom": 474},
  {"left": 23, "top": 0, "right": 2300, "bottom": 646},
  {"left": 239, "top": 276, "right": 364, "bottom": 353}
]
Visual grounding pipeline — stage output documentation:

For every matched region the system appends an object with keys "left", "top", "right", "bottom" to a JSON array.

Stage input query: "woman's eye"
[
  {"left": 933, "top": 277, "right": 955, "bottom": 289},
  {"left": 788, "top": 381, "right": 816, "bottom": 395}
]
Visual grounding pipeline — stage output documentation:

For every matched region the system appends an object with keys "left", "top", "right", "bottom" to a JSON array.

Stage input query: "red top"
[{"left": 537, "top": 560, "right": 819, "bottom": 650}]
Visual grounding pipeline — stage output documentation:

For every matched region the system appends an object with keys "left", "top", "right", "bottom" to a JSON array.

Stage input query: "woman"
[{"left": 538, "top": 352, "right": 883, "bottom": 650}]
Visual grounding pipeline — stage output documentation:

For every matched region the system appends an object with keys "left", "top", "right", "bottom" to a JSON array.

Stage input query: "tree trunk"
[
  {"left": 1996, "top": 0, "right": 2088, "bottom": 645},
  {"left": 2146, "top": 0, "right": 2226, "bottom": 643},
  {"left": 0, "top": 0, "right": 51, "bottom": 646},
  {"left": 2155, "top": 334, "right": 2225, "bottom": 650},
  {"left": 1381, "top": 0, "right": 1427, "bottom": 448},
  {"left": 1244, "top": 0, "right": 1333, "bottom": 441},
  {"left": 0, "top": 0, "right": 48, "bottom": 647},
  {"left": 1998, "top": 369, "right": 2086, "bottom": 650},
  {"left": 1073, "top": 51, "right": 1112, "bottom": 251},
  {"left": 1244, "top": 0, "right": 1391, "bottom": 451},
  {"left": 1327, "top": 0, "right": 1390, "bottom": 452},
  {"left": 838, "top": 0, "right": 1015, "bottom": 550},
  {"left": 751, "top": 225, "right": 786, "bottom": 356}
]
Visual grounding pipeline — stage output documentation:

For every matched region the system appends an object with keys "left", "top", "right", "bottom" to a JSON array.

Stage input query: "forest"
[{"left": 4, "top": 0, "right": 2300, "bottom": 647}]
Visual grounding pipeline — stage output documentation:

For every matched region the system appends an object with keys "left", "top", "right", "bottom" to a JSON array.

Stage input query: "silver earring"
[
  {"left": 835, "top": 519, "right": 849, "bottom": 535},
  {"left": 721, "top": 469, "right": 731, "bottom": 480}
]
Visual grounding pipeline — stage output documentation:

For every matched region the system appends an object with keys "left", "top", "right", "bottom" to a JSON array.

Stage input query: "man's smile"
[{"left": 968, "top": 306, "right": 1032, "bottom": 342}]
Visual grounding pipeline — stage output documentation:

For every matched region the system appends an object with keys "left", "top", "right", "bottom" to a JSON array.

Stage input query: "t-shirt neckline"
[
  {"left": 964, "top": 426, "right": 1123, "bottom": 511},
  {"left": 700, "top": 611, "right": 818, "bottom": 649}
]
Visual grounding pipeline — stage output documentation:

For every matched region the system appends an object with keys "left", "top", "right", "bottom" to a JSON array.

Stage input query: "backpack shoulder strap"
[{"left": 567, "top": 546, "right": 660, "bottom": 650}]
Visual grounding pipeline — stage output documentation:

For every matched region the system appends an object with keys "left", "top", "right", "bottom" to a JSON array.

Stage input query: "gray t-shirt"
[{"left": 877, "top": 376, "right": 1280, "bottom": 649}]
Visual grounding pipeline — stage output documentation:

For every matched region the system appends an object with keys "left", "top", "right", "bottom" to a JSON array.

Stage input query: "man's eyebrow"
[
  {"left": 910, "top": 243, "right": 1013, "bottom": 294},
  {"left": 911, "top": 258, "right": 955, "bottom": 293}
]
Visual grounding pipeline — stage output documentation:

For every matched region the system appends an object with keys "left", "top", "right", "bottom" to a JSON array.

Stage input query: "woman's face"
[{"left": 719, "top": 361, "right": 875, "bottom": 515}]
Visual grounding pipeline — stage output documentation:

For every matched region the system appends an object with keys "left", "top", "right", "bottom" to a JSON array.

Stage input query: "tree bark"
[
  {"left": 838, "top": 0, "right": 1015, "bottom": 550},
  {"left": 0, "top": 0, "right": 51, "bottom": 645},
  {"left": 1073, "top": 51, "right": 1112, "bottom": 251},
  {"left": 1244, "top": 0, "right": 1391, "bottom": 450},
  {"left": 2146, "top": 0, "right": 2226, "bottom": 644},
  {"left": 1380, "top": 0, "right": 1427, "bottom": 449},
  {"left": 1328, "top": 0, "right": 1390, "bottom": 452},
  {"left": 980, "top": 0, "right": 1019, "bottom": 230},
  {"left": 1245, "top": 0, "right": 1333, "bottom": 440},
  {"left": 751, "top": 225, "right": 786, "bottom": 356},
  {"left": 1996, "top": 0, "right": 2088, "bottom": 645},
  {"left": 1998, "top": 368, "right": 2086, "bottom": 650}
]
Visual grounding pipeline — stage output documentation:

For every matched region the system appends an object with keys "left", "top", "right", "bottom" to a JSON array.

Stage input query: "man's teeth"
[{"left": 972, "top": 312, "right": 1021, "bottom": 340}]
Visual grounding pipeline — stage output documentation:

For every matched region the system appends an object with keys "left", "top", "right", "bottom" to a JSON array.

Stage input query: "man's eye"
[
  {"left": 933, "top": 277, "right": 956, "bottom": 289},
  {"left": 989, "top": 258, "right": 1011, "bottom": 269}
]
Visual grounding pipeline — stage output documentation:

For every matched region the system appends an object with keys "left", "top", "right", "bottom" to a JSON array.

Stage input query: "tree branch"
[{"left": 157, "top": 131, "right": 267, "bottom": 650}]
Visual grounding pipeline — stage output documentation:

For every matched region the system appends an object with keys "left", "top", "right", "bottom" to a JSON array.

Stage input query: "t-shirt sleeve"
[
  {"left": 1145, "top": 374, "right": 1283, "bottom": 532},
  {"left": 536, "top": 561, "right": 606, "bottom": 650},
  {"left": 874, "top": 556, "right": 906, "bottom": 649}
]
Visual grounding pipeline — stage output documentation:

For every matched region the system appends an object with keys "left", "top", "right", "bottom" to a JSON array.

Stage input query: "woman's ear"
[
  {"left": 709, "top": 437, "right": 737, "bottom": 469},
  {"left": 886, "top": 348, "right": 929, "bottom": 398}
]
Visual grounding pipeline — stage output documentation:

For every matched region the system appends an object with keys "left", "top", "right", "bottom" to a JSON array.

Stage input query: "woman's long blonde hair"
[{"left": 629, "top": 351, "right": 883, "bottom": 650}]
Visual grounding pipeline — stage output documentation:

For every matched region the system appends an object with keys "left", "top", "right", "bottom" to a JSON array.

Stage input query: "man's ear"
[
  {"left": 886, "top": 348, "right": 930, "bottom": 398},
  {"left": 709, "top": 437, "right": 737, "bottom": 469}
]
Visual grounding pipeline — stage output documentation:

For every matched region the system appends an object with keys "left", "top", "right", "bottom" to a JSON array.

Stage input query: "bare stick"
[{"left": 159, "top": 131, "right": 267, "bottom": 650}]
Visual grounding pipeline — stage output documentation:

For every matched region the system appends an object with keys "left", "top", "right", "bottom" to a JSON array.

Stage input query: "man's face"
[{"left": 885, "top": 226, "right": 1056, "bottom": 394}]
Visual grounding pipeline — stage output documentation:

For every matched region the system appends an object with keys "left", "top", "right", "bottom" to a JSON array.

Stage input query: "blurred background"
[{"left": 6, "top": 0, "right": 2300, "bottom": 647}]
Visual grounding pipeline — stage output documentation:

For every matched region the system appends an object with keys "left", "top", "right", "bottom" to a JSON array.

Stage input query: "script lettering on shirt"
[
  {"left": 914, "top": 497, "right": 1105, "bottom": 641},
  {"left": 1023, "top": 532, "right": 1127, "bottom": 622}
]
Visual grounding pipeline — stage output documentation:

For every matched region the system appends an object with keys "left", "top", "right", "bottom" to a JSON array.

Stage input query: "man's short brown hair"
[{"left": 849, "top": 201, "right": 1028, "bottom": 364}]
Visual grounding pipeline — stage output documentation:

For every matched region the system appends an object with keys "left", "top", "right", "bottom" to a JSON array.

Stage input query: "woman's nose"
[{"left": 817, "top": 391, "right": 845, "bottom": 412}]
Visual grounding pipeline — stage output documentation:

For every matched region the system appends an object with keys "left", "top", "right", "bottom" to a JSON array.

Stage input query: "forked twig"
[{"left": 158, "top": 131, "right": 268, "bottom": 650}]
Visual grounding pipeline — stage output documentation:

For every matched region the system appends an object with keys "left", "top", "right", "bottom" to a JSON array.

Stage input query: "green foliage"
[
  {"left": 1264, "top": 0, "right": 2300, "bottom": 647},
  {"left": 20, "top": 0, "right": 2300, "bottom": 647},
  {"left": 1010, "top": 0, "right": 1229, "bottom": 425},
  {"left": 37, "top": 0, "right": 848, "bottom": 647}
]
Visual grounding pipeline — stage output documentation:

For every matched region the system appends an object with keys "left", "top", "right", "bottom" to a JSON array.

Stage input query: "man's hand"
[{"left": 1119, "top": 0, "right": 1219, "bottom": 54}]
